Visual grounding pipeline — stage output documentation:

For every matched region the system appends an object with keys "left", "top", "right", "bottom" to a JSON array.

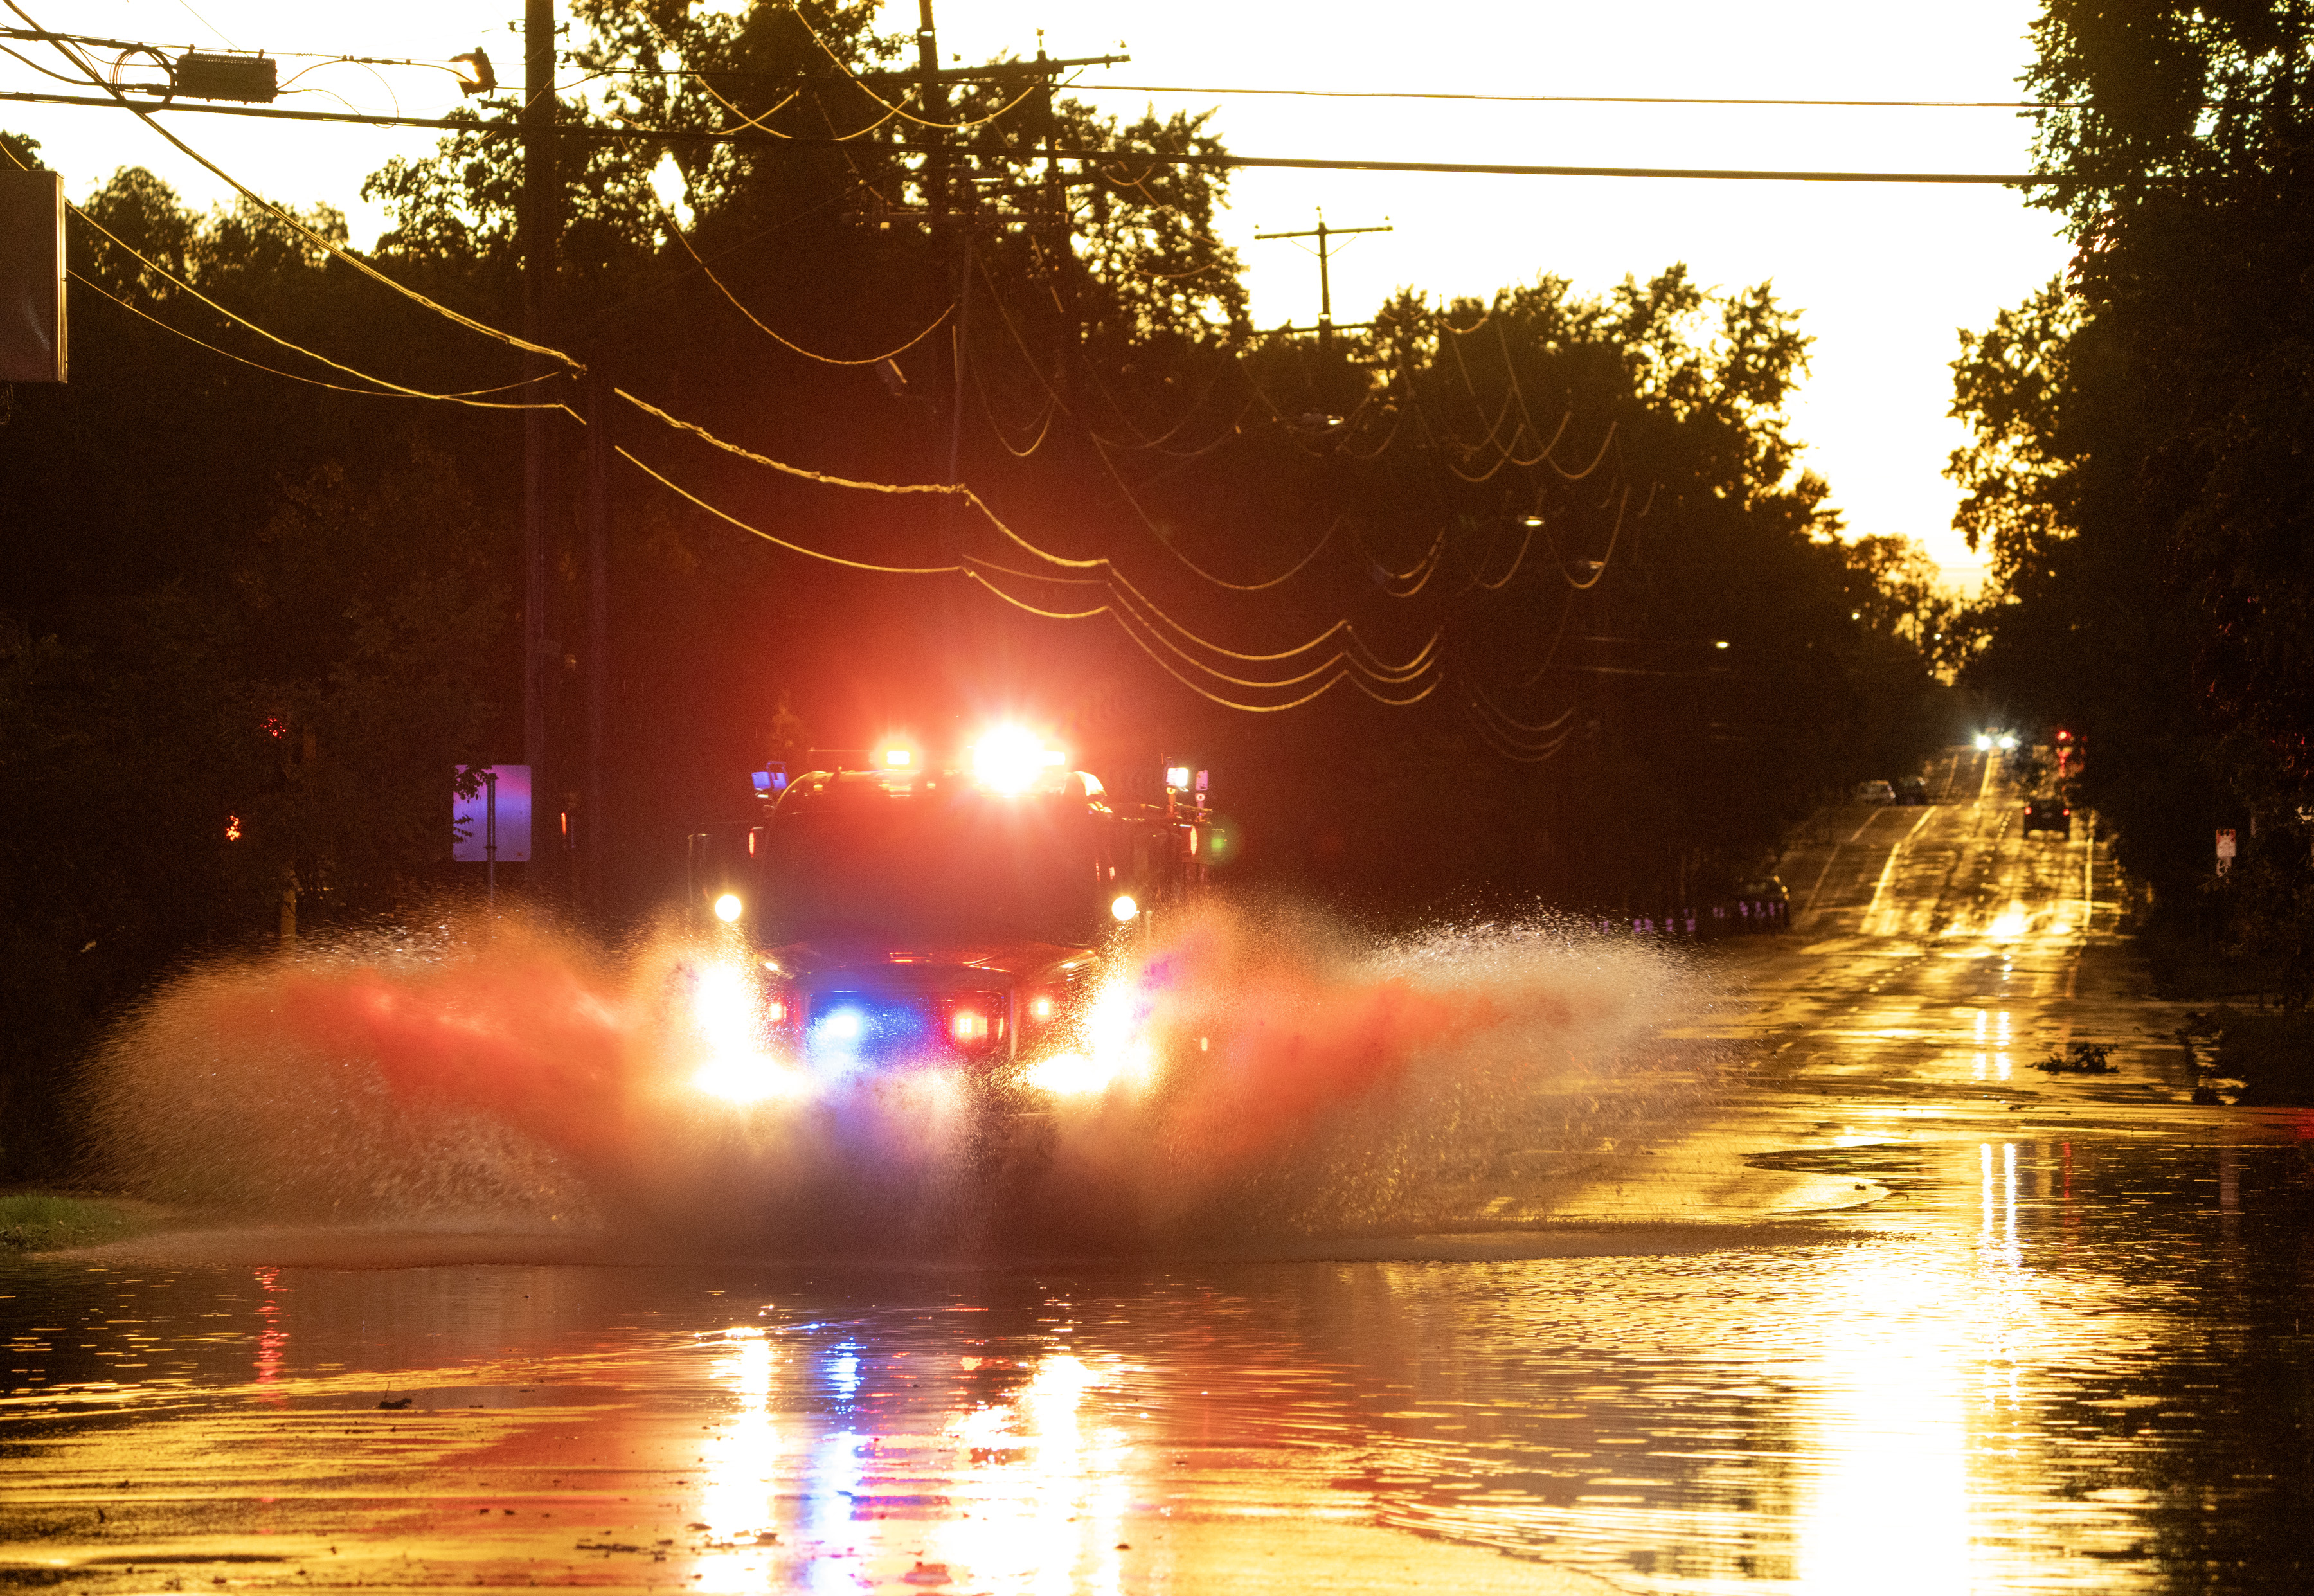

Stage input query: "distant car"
[
  {"left": 1856, "top": 780, "right": 1895, "bottom": 804},
  {"left": 1893, "top": 776, "right": 1928, "bottom": 806},
  {"left": 2022, "top": 797, "right": 2072, "bottom": 838}
]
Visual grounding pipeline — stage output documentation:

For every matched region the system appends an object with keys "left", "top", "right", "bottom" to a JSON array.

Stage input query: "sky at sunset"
[{"left": 4, "top": 1, "right": 2076, "bottom": 587}]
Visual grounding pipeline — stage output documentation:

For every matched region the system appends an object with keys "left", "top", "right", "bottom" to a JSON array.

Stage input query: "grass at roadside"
[
  {"left": 2205, "top": 1009, "right": 2314, "bottom": 1106},
  {"left": 0, "top": 1192, "right": 148, "bottom": 1252}
]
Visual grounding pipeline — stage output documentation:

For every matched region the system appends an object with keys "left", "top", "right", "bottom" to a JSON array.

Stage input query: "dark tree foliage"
[
  {"left": 1958, "top": 2, "right": 2314, "bottom": 989},
  {"left": 0, "top": 8, "right": 1947, "bottom": 1174}
]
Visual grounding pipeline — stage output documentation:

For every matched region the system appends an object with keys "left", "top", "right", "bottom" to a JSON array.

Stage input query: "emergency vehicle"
[{"left": 683, "top": 727, "right": 1212, "bottom": 1097}]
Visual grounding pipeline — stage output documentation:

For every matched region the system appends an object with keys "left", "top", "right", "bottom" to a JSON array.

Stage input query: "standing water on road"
[
  {"left": 3, "top": 1136, "right": 2309, "bottom": 1594},
  {"left": 83, "top": 902, "right": 1712, "bottom": 1257},
  {"left": 13, "top": 753, "right": 2312, "bottom": 1592}
]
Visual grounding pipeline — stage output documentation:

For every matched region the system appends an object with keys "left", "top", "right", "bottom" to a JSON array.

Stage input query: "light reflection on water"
[
  {"left": 686, "top": 1327, "right": 1133, "bottom": 1595},
  {"left": 3, "top": 1137, "right": 2308, "bottom": 1593}
]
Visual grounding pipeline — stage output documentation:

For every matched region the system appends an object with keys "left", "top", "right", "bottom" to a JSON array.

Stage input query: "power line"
[
  {"left": 1, "top": 2, "right": 586, "bottom": 373},
  {"left": 0, "top": 85, "right": 2077, "bottom": 184},
  {"left": 1255, "top": 210, "right": 1390, "bottom": 361},
  {"left": 2, "top": 137, "right": 569, "bottom": 411},
  {"left": 663, "top": 213, "right": 955, "bottom": 366},
  {"left": 1061, "top": 83, "right": 2072, "bottom": 111}
]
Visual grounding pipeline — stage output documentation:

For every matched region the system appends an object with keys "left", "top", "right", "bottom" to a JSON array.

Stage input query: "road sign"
[
  {"left": 2217, "top": 828, "right": 2237, "bottom": 874},
  {"left": 454, "top": 765, "right": 530, "bottom": 862},
  {"left": 0, "top": 170, "right": 65, "bottom": 382}
]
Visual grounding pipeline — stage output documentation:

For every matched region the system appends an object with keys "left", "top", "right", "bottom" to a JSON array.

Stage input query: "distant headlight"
[
  {"left": 1110, "top": 894, "right": 1139, "bottom": 923},
  {"left": 713, "top": 892, "right": 743, "bottom": 922}
]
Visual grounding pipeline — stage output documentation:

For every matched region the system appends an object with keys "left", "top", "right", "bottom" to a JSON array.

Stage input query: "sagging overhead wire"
[
  {"left": 1459, "top": 668, "right": 1579, "bottom": 762},
  {"left": 4, "top": 141, "right": 570, "bottom": 413},
  {"left": 618, "top": 393, "right": 1440, "bottom": 688},
  {"left": 664, "top": 215, "right": 953, "bottom": 366},
  {"left": 1521, "top": 583, "right": 1584, "bottom": 685},
  {"left": 969, "top": 355, "right": 1061, "bottom": 458},
  {"left": 689, "top": 74, "right": 909, "bottom": 141},
  {"left": 1544, "top": 484, "right": 1651, "bottom": 590},
  {"left": 69, "top": 267, "right": 556, "bottom": 408},
  {"left": 616, "top": 385, "right": 1096, "bottom": 568},
  {"left": 1144, "top": 514, "right": 1338, "bottom": 594},
  {"left": 691, "top": 79, "right": 802, "bottom": 136},
  {"left": 1466, "top": 515, "right": 1539, "bottom": 593},
  {"left": 784, "top": 1, "right": 1045, "bottom": 132},
  {"left": 616, "top": 449, "right": 958, "bottom": 574},
  {"left": 1440, "top": 318, "right": 1571, "bottom": 466},
  {"left": 1460, "top": 691, "right": 1575, "bottom": 762},
  {"left": 608, "top": 443, "right": 1439, "bottom": 711},
  {"left": 1469, "top": 674, "right": 1577, "bottom": 737},
  {"left": 1353, "top": 517, "right": 1449, "bottom": 598},
  {"left": 7, "top": 0, "right": 585, "bottom": 377},
  {"left": 1404, "top": 308, "right": 1621, "bottom": 483},
  {"left": 966, "top": 548, "right": 1439, "bottom": 703},
  {"left": 980, "top": 249, "right": 1251, "bottom": 460},
  {"left": 969, "top": 253, "right": 1345, "bottom": 595}
]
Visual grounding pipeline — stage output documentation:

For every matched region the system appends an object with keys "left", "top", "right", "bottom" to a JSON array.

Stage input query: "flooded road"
[{"left": 6, "top": 749, "right": 2311, "bottom": 1593}]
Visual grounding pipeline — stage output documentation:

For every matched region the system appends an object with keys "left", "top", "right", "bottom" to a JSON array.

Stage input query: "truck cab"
[{"left": 686, "top": 730, "right": 1209, "bottom": 1088}]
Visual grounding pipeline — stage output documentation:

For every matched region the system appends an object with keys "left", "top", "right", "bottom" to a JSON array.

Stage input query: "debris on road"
[{"left": 2034, "top": 1041, "right": 2116, "bottom": 1074}]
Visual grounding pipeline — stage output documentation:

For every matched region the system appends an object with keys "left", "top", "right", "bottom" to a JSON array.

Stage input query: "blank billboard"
[{"left": 0, "top": 169, "right": 64, "bottom": 384}]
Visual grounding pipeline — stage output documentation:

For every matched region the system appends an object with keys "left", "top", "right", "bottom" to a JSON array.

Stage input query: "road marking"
[
  {"left": 2083, "top": 820, "right": 2095, "bottom": 933},
  {"left": 1860, "top": 805, "right": 1939, "bottom": 937},
  {"left": 1797, "top": 807, "right": 1901, "bottom": 926}
]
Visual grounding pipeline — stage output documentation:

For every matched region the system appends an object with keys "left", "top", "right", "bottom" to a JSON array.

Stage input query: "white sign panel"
[
  {"left": 2216, "top": 828, "right": 2238, "bottom": 861},
  {"left": 0, "top": 169, "right": 65, "bottom": 383},
  {"left": 453, "top": 764, "right": 531, "bottom": 862}
]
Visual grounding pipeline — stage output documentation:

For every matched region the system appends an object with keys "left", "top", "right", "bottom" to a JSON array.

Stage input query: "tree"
[
  {"left": 1953, "top": 3, "right": 2314, "bottom": 977},
  {"left": 0, "top": 4, "right": 1959, "bottom": 1170}
]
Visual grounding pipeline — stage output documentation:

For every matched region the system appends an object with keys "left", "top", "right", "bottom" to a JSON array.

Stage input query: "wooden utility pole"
[
  {"left": 917, "top": 0, "right": 967, "bottom": 650},
  {"left": 915, "top": 0, "right": 946, "bottom": 231},
  {"left": 1254, "top": 210, "right": 1391, "bottom": 363},
  {"left": 521, "top": 0, "right": 557, "bottom": 879},
  {"left": 584, "top": 371, "right": 609, "bottom": 904}
]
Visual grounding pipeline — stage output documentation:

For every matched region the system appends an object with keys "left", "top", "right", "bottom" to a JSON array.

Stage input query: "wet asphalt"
[{"left": 4, "top": 748, "right": 2309, "bottom": 1593}]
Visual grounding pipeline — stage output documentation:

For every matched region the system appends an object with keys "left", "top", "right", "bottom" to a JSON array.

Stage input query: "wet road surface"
[{"left": 6, "top": 749, "right": 2310, "bottom": 1593}]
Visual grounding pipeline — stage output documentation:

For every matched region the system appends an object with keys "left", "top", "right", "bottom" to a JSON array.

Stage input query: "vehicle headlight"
[{"left": 713, "top": 892, "right": 743, "bottom": 922}]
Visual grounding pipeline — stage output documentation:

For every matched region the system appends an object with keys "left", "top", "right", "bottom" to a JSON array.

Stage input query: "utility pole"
[
  {"left": 521, "top": 0, "right": 557, "bottom": 885},
  {"left": 915, "top": 0, "right": 946, "bottom": 232},
  {"left": 858, "top": 12, "right": 1120, "bottom": 663},
  {"left": 1254, "top": 210, "right": 1390, "bottom": 363},
  {"left": 583, "top": 370, "right": 609, "bottom": 907}
]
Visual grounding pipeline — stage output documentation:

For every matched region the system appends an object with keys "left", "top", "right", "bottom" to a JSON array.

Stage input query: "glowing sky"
[{"left": 3, "top": 1, "right": 2074, "bottom": 582}]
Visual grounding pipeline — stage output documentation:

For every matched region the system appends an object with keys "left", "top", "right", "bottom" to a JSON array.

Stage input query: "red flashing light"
[{"left": 951, "top": 1008, "right": 989, "bottom": 1043}]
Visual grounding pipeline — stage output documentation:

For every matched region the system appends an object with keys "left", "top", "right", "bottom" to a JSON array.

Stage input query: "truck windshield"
[{"left": 755, "top": 792, "right": 1102, "bottom": 947}]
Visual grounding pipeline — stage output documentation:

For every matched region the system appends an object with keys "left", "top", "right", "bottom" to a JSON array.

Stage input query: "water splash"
[{"left": 88, "top": 901, "right": 1716, "bottom": 1257}]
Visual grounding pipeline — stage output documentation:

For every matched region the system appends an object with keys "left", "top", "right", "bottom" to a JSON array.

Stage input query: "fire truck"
[{"left": 683, "top": 727, "right": 1212, "bottom": 1099}]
